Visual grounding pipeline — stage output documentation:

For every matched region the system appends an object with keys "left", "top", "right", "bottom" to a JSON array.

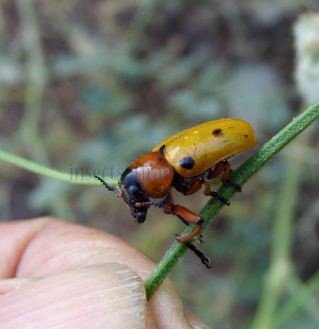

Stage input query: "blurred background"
[{"left": 0, "top": 0, "right": 319, "bottom": 328}]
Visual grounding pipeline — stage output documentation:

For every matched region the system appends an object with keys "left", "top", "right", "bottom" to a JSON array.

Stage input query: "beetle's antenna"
[{"left": 94, "top": 175, "right": 120, "bottom": 195}]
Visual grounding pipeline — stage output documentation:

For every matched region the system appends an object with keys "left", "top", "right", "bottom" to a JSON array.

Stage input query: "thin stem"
[
  {"left": 249, "top": 150, "right": 301, "bottom": 329},
  {"left": 0, "top": 148, "right": 118, "bottom": 187},
  {"left": 250, "top": 103, "right": 318, "bottom": 329},
  {"left": 17, "top": 0, "right": 48, "bottom": 163},
  {"left": 16, "top": 0, "right": 76, "bottom": 219},
  {"left": 273, "top": 272, "right": 319, "bottom": 328},
  {"left": 145, "top": 101, "right": 319, "bottom": 299}
]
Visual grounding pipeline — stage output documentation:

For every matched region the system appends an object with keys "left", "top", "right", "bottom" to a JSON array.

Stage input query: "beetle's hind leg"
[
  {"left": 203, "top": 160, "right": 242, "bottom": 205},
  {"left": 208, "top": 160, "right": 241, "bottom": 192}
]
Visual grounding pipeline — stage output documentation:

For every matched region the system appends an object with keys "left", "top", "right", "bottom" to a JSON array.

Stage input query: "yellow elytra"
[{"left": 152, "top": 118, "right": 256, "bottom": 178}]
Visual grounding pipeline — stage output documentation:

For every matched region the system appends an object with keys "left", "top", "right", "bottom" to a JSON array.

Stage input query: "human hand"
[{"left": 0, "top": 218, "right": 209, "bottom": 329}]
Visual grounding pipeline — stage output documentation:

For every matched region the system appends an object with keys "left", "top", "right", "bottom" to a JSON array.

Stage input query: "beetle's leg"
[
  {"left": 175, "top": 222, "right": 203, "bottom": 243},
  {"left": 136, "top": 193, "right": 204, "bottom": 243},
  {"left": 173, "top": 215, "right": 204, "bottom": 243},
  {"left": 135, "top": 193, "right": 171, "bottom": 209},
  {"left": 163, "top": 199, "right": 203, "bottom": 243},
  {"left": 169, "top": 211, "right": 205, "bottom": 242},
  {"left": 173, "top": 175, "right": 204, "bottom": 196},
  {"left": 171, "top": 213, "right": 204, "bottom": 243},
  {"left": 184, "top": 242, "right": 211, "bottom": 269},
  {"left": 182, "top": 179, "right": 203, "bottom": 195},
  {"left": 208, "top": 160, "right": 241, "bottom": 192},
  {"left": 203, "top": 181, "right": 230, "bottom": 206}
]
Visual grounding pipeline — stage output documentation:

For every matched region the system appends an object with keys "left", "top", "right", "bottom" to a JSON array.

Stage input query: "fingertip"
[{"left": 0, "top": 264, "right": 150, "bottom": 329}]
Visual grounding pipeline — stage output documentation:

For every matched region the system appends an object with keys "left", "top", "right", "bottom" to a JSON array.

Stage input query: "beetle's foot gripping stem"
[
  {"left": 184, "top": 242, "right": 212, "bottom": 269},
  {"left": 208, "top": 160, "right": 241, "bottom": 192},
  {"left": 203, "top": 182, "right": 230, "bottom": 205},
  {"left": 210, "top": 191, "right": 230, "bottom": 206},
  {"left": 225, "top": 179, "right": 242, "bottom": 192}
]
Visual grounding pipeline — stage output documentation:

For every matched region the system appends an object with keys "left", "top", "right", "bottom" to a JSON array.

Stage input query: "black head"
[{"left": 120, "top": 168, "right": 150, "bottom": 223}]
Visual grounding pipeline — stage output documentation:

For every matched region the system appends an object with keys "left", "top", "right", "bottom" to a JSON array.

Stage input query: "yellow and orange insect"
[{"left": 96, "top": 118, "right": 256, "bottom": 267}]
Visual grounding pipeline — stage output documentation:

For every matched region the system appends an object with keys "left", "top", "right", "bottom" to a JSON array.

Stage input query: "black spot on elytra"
[
  {"left": 212, "top": 128, "right": 223, "bottom": 137},
  {"left": 159, "top": 144, "right": 166, "bottom": 154},
  {"left": 179, "top": 156, "right": 195, "bottom": 170},
  {"left": 243, "top": 134, "right": 249, "bottom": 138}
]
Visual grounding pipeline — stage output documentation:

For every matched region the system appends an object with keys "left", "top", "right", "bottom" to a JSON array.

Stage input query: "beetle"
[{"left": 95, "top": 118, "right": 256, "bottom": 267}]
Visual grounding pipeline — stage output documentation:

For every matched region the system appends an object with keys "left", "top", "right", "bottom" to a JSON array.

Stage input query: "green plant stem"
[
  {"left": 17, "top": 0, "right": 48, "bottom": 163},
  {"left": 145, "top": 101, "right": 319, "bottom": 300},
  {"left": 249, "top": 148, "right": 302, "bottom": 329},
  {"left": 250, "top": 104, "right": 318, "bottom": 329},
  {"left": 0, "top": 148, "right": 118, "bottom": 187},
  {"left": 16, "top": 0, "right": 76, "bottom": 219},
  {"left": 273, "top": 272, "right": 319, "bottom": 328}
]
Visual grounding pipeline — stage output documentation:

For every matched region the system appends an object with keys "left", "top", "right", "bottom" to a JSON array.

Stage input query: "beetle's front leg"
[
  {"left": 134, "top": 192, "right": 171, "bottom": 209},
  {"left": 136, "top": 193, "right": 204, "bottom": 242},
  {"left": 164, "top": 203, "right": 209, "bottom": 267},
  {"left": 184, "top": 242, "right": 211, "bottom": 269},
  {"left": 163, "top": 201, "right": 203, "bottom": 243}
]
